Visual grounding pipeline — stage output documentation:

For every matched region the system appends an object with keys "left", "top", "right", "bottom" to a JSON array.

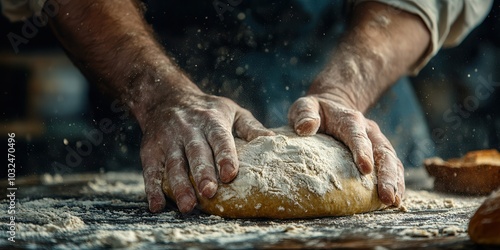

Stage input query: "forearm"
[
  {"left": 309, "top": 2, "right": 430, "bottom": 113},
  {"left": 47, "top": 0, "right": 197, "bottom": 125}
]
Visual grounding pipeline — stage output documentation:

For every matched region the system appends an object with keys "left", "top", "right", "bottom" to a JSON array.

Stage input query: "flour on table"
[{"left": 1, "top": 171, "right": 487, "bottom": 249}]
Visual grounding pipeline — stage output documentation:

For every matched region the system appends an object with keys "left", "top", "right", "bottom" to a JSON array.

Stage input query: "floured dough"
[{"left": 162, "top": 126, "right": 386, "bottom": 219}]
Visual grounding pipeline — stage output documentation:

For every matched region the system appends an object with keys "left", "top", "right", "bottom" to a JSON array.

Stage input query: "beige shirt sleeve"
[
  {"left": 350, "top": 0, "right": 493, "bottom": 74},
  {"left": 1, "top": 0, "right": 47, "bottom": 22}
]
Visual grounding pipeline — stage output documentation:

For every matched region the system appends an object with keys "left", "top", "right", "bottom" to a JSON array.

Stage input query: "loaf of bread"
[
  {"left": 468, "top": 189, "right": 500, "bottom": 245},
  {"left": 424, "top": 149, "right": 500, "bottom": 195}
]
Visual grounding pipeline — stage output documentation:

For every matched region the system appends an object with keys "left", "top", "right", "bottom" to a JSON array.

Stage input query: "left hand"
[{"left": 288, "top": 93, "right": 404, "bottom": 206}]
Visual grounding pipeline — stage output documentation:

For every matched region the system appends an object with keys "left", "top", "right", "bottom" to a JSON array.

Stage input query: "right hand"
[
  {"left": 137, "top": 84, "right": 274, "bottom": 213},
  {"left": 288, "top": 94, "right": 405, "bottom": 207}
]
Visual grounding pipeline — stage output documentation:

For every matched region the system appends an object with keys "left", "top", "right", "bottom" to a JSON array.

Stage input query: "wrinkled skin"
[
  {"left": 288, "top": 94, "right": 405, "bottom": 206},
  {"left": 139, "top": 87, "right": 273, "bottom": 213}
]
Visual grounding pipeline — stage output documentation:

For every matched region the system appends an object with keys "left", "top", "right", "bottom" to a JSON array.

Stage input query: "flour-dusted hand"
[
  {"left": 138, "top": 85, "right": 274, "bottom": 213},
  {"left": 288, "top": 94, "right": 404, "bottom": 206},
  {"left": 287, "top": 1, "right": 432, "bottom": 207},
  {"left": 46, "top": 0, "right": 274, "bottom": 214}
]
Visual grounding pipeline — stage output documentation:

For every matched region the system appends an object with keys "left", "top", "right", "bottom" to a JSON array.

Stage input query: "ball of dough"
[{"left": 162, "top": 127, "right": 386, "bottom": 219}]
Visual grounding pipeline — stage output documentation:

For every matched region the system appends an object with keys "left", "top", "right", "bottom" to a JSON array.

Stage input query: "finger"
[
  {"left": 184, "top": 131, "right": 218, "bottom": 199},
  {"left": 288, "top": 96, "right": 321, "bottom": 136},
  {"left": 140, "top": 140, "right": 167, "bottom": 213},
  {"left": 366, "top": 119, "right": 401, "bottom": 206},
  {"left": 205, "top": 125, "right": 239, "bottom": 183},
  {"left": 165, "top": 148, "right": 197, "bottom": 213},
  {"left": 322, "top": 106, "right": 374, "bottom": 174},
  {"left": 234, "top": 109, "right": 274, "bottom": 141}
]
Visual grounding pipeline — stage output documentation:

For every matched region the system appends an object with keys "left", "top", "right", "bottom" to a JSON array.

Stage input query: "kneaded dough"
[{"left": 162, "top": 126, "right": 386, "bottom": 219}]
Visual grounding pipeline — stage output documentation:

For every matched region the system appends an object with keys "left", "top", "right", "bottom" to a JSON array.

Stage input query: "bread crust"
[
  {"left": 468, "top": 189, "right": 500, "bottom": 245},
  {"left": 424, "top": 150, "right": 500, "bottom": 195}
]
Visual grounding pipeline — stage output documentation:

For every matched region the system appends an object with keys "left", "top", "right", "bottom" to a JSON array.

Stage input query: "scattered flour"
[
  {"left": 41, "top": 173, "right": 64, "bottom": 185},
  {"left": 17, "top": 212, "right": 85, "bottom": 233},
  {"left": 442, "top": 226, "right": 463, "bottom": 236},
  {"left": 81, "top": 177, "right": 144, "bottom": 195},
  {"left": 400, "top": 228, "right": 439, "bottom": 238},
  {"left": 93, "top": 230, "right": 142, "bottom": 248}
]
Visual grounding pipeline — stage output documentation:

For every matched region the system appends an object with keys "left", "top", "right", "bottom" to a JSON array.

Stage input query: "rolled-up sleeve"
[
  {"left": 350, "top": 0, "right": 493, "bottom": 74},
  {"left": 1, "top": 0, "right": 47, "bottom": 22}
]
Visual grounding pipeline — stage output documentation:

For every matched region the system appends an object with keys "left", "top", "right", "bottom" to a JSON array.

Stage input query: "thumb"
[
  {"left": 234, "top": 109, "right": 275, "bottom": 141},
  {"left": 288, "top": 96, "right": 321, "bottom": 136}
]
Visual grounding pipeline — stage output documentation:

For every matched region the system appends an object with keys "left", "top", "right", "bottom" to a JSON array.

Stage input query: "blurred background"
[{"left": 0, "top": 0, "right": 498, "bottom": 178}]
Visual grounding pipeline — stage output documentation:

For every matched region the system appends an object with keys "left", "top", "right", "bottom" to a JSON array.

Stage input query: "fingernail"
[
  {"left": 379, "top": 184, "right": 396, "bottom": 205},
  {"left": 358, "top": 162, "right": 371, "bottom": 175},
  {"left": 295, "top": 117, "right": 317, "bottom": 136},
  {"left": 177, "top": 194, "right": 196, "bottom": 213},
  {"left": 357, "top": 154, "right": 373, "bottom": 174},
  {"left": 199, "top": 179, "right": 217, "bottom": 198},
  {"left": 148, "top": 198, "right": 161, "bottom": 213},
  {"left": 263, "top": 130, "right": 275, "bottom": 136},
  {"left": 394, "top": 195, "right": 402, "bottom": 207},
  {"left": 220, "top": 163, "right": 236, "bottom": 183}
]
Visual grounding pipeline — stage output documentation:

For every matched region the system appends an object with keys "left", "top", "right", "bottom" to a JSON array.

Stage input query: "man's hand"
[
  {"left": 47, "top": 0, "right": 273, "bottom": 213},
  {"left": 289, "top": 94, "right": 404, "bottom": 206},
  {"left": 138, "top": 84, "right": 273, "bottom": 213},
  {"left": 288, "top": 1, "right": 430, "bottom": 206}
]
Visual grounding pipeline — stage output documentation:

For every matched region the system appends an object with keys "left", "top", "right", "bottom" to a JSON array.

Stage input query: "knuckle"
[
  {"left": 350, "top": 130, "right": 368, "bottom": 140},
  {"left": 237, "top": 113, "right": 261, "bottom": 129},
  {"left": 142, "top": 167, "right": 162, "bottom": 179},
  {"left": 191, "top": 165, "right": 214, "bottom": 181},
  {"left": 373, "top": 145, "right": 397, "bottom": 164},
  {"left": 296, "top": 96, "right": 310, "bottom": 102},
  {"left": 169, "top": 173, "right": 190, "bottom": 189},
  {"left": 140, "top": 136, "right": 157, "bottom": 152},
  {"left": 294, "top": 97, "right": 314, "bottom": 109},
  {"left": 206, "top": 125, "right": 231, "bottom": 140},
  {"left": 192, "top": 108, "right": 218, "bottom": 120},
  {"left": 165, "top": 155, "right": 185, "bottom": 171},
  {"left": 327, "top": 111, "right": 365, "bottom": 133},
  {"left": 365, "top": 119, "right": 379, "bottom": 128},
  {"left": 185, "top": 140, "right": 207, "bottom": 152},
  {"left": 204, "top": 108, "right": 219, "bottom": 117},
  {"left": 143, "top": 177, "right": 163, "bottom": 195},
  {"left": 173, "top": 186, "right": 193, "bottom": 199},
  {"left": 245, "top": 119, "right": 261, "bottom": 128},
  {"left": 140, "top": 135, "right": 171, "bottom": 159},
  {"left": 216, "top": 95, "right": 232, "bottom": 104},
  {"left": 339, "top": 108, "right": 363, "bottom": 120},
  {"left": 238, "top": 108, "right": 253, "bottom": 118},
  {"left": 215, "top": 148, "right": 235, "bottom": 163},
  {"left": 375, "top": 144, "right": 395, "bottom": 155}
]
